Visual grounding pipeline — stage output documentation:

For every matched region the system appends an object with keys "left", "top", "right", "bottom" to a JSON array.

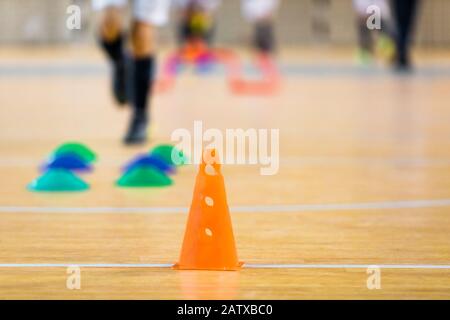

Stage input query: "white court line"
[
  {"left": 0, "top": 263, "right": 449, "bottom": 270},
  {"left": 0, "top": 206, "right": 186, "bottom": 214},
  {"left": 0, "top": 263, "right": 173, "bottom": 268},
  {"left": 244, "top": 264, "right": 450, "bottom": 269},
  {"left": 2, "top": 156, "right": 450, "bottom": 167},
  {"left": 1, "top": 199, "right": 450, "bottom": 214}
]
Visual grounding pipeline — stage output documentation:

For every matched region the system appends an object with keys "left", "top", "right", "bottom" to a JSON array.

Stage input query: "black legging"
[{"left": 391, "top": 0, "right": 420, "bottom": 66}]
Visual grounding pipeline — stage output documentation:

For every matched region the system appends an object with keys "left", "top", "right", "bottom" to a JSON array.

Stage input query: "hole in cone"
[
  {"left": 205, "top": 228, "right": 213, "bottom": 237},
  {"left": 204, "top": 164, "right": 216, "bottom": 176},
  {"left": 203, "top": 149, "right": 220, "bottom": 165},
  {"left": 205, "top": 196, "right": 214, "bottom": 207}
]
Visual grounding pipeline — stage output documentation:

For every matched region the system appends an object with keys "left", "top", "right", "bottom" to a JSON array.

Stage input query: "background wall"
[{"left": 0, "top": 0, "right": 449, "bottom": 47}]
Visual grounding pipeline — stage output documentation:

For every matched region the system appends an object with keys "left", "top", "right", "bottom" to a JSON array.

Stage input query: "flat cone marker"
[
  {"left": 43, "top": 153, "right": 91, "bottom": 172},
  {"left": 174, "top": 150, "right": 241, "bottom": 270},
  {"left": 52, "top": 142, "right": 97, "bottom": 163},
  {"left": 28, "top": 169, "right": 89, "bottom": 192},
  {"left": 150, "top": 144, "right": 188, "bottom": 166},
  {"left": 116, "top": 166, "right": 173, "bottom": 187},
  {"left": 122, "top": 154, "right": 175, "bottom": 175}
]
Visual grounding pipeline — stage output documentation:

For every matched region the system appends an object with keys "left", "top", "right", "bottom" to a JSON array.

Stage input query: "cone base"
[
  {"left": 43, "top": 153, "right": 92, "bottom": 172},
  {"left": 27, "top": 186, "right": 89, "bottom": 192},
  {"left": 53, "top": 142, "right": 97, "bottom": 163},
  {"left": 172, "top": 261, "right": 244, "bottom": 271},
  {"left": 151, "top": 144, "right": 188, "bottom": 166},
  {"left": 116, "top": 166, "right": 173, "bottom": 188},
  {"left": 122, "top": 154, "right": 175, "bottom": 175},
  {"left": 28, "top": 169, "right": 89, "bottom": 192}
]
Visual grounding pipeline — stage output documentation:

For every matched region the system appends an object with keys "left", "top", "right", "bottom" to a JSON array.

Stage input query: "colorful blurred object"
[{"left": 28, "top": 169, "right": 89, "bottom": 192}]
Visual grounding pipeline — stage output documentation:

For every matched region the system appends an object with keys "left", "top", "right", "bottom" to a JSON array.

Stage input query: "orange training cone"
[{"left": 174, "top": 150, "right": 242, "bottom": 271}]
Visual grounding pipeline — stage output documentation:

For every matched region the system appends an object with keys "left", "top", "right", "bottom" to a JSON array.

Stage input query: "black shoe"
[
  {"left": 112, "top": 60, "right": 128, "bottom": 105},
  {"left": 123, "top": 113, "right": 148, "bottom": 145},
  {"left": 393, "top": 53, "right": 412, "bottom": 73}
]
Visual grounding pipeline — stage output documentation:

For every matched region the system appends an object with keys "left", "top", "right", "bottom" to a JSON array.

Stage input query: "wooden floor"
[{"left": 0, "top": 46, "right": 450, "bottom": 299}]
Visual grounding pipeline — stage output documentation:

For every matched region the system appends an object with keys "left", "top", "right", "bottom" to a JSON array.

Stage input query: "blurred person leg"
[
  {"left": 391, "top": 0, "right": 420, "bottom": 71},
  {"left": 124, "top": 0, "right": 171, "bottom": 144},
  {"left": 241, "top": 0, "right": 279, "bottom": 54},
  {"left": 94, "top": 0, "right": 171, "bottom": 145},
  {"left": 374, "top": 0, "right": 396, "bottom": 63},
  {"left": 353, "top": 0, "right": 396, "bottom": 64},
  {"left": 353, "top": 0, "right": 375, "bottom": 64},
  {"left": 94, "top": 0, "right": 128, "bottom": 105}
]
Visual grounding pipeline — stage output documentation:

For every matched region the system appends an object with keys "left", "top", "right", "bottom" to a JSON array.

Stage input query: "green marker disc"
[
  {"left": 28, "top": 169, "right": 89, "bottom": 192},
  {"left": 150, "top": 144, "right": 188, "bottom": 166},
  {"left": 52, "top": 142, "right": 97, "bottom": 163},
  {"left": 116, "top": 166, "right": 173, "bottom": 187}
]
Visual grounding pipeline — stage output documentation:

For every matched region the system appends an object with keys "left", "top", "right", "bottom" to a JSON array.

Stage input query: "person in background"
[
  {"left": 241, "top": 0, "right": 280, "bottom": 54},
  {"left": 174, "top": 0, "right": 221, "bottom": 46},
  {"left": 352, "top": 0, "right": 396, "bottom": 65},
  {"left": 92, "top": 0, "right": 171, "bottom": 145},
  {"left": 174, "top": 0, "right": 280, "bottom": 54},
  {"left": 391, "top": 0, "right": 420, "bottom": 71}
]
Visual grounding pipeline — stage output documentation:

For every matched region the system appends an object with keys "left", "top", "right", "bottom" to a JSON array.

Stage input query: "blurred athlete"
[
  {"left": 352, "top": 0, "right": 396, "bottom": 65},
  {"left": 391, "top": 0, "right": 420, "bottom": 71},
  {"left": 174, "top": 0, "right": 221, "bottom": 45},
  {"left": 174, "top": 0, "right": 279, "bottom": 53},
  {"left": 93, "top": 0, "right": 171, "bottom": 145},
  {"left": 241, "top": 0, "right": 279, "bottom": 54}
]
